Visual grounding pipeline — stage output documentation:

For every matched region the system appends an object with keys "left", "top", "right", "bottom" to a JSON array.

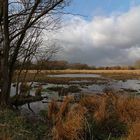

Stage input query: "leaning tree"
[{"left": 0, "top": 0, "right": 70, "bottom": 106}]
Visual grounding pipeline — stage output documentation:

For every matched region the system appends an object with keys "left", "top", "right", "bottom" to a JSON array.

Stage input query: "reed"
[{"left": 47, "top": 92, "right": 140, "bottom": 140}]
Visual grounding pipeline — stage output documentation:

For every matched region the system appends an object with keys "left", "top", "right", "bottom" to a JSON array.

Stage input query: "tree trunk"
[{"left": 0, "top": 0, "right": 10, "bottom": 106}]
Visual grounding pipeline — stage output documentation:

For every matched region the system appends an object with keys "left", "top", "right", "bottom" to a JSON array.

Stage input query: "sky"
[
  {"left": 45, "top": 0, "right": 140, "bottom": 66},
  {"left": 65, "top": 0, "right": 139, "bottom": 20}
]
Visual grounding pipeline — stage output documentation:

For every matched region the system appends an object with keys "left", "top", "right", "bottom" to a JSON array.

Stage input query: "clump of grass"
[
  {"left": 80, "top": 93, "right": 128, "bottom": 139},
  {"left": 52, "top": 104, "right": 86, "bottom": 140},
  {"left": 116, "top": 96, "right": 140, "bottom": 123},
  {"left": 45, "top": 96, "right": 87, "bottom": 140},
  {"left": 79, "top": 95, "right": 100, "bottom": 115},
  {"left": 47, "top": 96, "right": 73, "bottom": 124},
  {"left": 44, "top": 92, "right": 140, "bottom": 140}
]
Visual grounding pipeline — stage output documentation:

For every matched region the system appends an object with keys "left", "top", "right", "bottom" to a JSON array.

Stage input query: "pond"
[
  {"left": 81, "top": 80, "right": 140, "bottom": 94},
  {"left": 10, "top": 74, "right": 140, "bottom": 115}
]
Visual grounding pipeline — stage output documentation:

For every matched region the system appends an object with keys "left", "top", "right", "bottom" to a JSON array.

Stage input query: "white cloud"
[{"left": 44, "top": 6, "right": 140, "bottom": 66}]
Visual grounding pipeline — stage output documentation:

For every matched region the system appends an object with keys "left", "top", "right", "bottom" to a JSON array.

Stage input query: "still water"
[{"left": 11, "top": 74, "right": 140, "bottom": 114}]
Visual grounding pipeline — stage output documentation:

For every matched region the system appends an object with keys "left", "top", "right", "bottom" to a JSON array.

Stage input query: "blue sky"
[
  {"left": 48, "top": 1, "right": 140, "bottom": 66},
  {"left": 66, "top": 0, "right": 140, "bottom": 20}
]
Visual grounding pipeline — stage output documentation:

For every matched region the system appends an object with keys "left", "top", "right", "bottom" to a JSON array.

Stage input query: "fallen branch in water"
[{"left": 10, "top": 95, "right": 43, "bottom": 107}]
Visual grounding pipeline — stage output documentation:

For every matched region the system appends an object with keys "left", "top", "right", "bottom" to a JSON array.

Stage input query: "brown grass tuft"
[
  {"left": 48, "top": 92, "right": 140, "bottom": 140},
  {"left": 52, "top": 104, "right": 86, "bottom": 140},
  {"left": 58, "top": 96, "right": 73, "bottom": 119},
  {"left": 116, "top": 96, "right": 140, "bottom": 123},
  {"left": 79, "top": 95, "right": 100, "bottom": 114},
  {"left": 48, "top": 99, "right": 59, "bottom": 121}
]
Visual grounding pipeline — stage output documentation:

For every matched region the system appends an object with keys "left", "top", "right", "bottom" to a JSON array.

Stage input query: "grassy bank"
[{"left": 0, "top": 109, "right": 48, "bottom": 140}]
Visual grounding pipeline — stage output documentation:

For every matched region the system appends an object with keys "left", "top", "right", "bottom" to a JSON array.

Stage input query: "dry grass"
[
  {"left": 0, "top": 109, "right": 35, "bottom": 140},
  {"left": 87, "top": 93, "right": 140, "bottom": 139},
  {"left": 127, "top": 122, "right": 140, "bottom": 140},
  {"left": 20, "top": 69, "right": 140, "bottom": 75},
  {"left": 52, "top": 104, "right": 86, "bottom": 140},
  {"left": 116, "top": 97, "right": 140, "bottom": 123},
  {"left": 14, "top": 69, "right": 140, "bottom": 82},
  {"left": 48, "top": 99, "right": 59, "bottom": 122},
  {"left": 47, "top": 96, "right": 86, "bottom": 140},
  {"left": 92, "top": 93, "right": 140, "bottom": 123},
  {"left": 47, "top": 92, "right": 140, "bottom": 140}
]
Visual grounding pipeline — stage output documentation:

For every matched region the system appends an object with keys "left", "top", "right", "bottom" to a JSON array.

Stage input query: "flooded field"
[{"left": 11, "top": 73, "right": 140, "bottom": 114}]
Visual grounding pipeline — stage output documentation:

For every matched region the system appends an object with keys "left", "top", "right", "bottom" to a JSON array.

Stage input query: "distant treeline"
[{"left": 15, "top": 60, "right": 140, "bottom": 70}]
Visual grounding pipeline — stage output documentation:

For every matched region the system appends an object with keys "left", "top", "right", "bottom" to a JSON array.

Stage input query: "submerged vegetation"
[{"left": 47, "top": 85, "right": 81, "bottom": 95}]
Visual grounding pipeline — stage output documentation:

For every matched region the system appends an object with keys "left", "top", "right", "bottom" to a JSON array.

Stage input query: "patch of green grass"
[{"left": 0, "top": 109, "right": 48, "bottom": 140}]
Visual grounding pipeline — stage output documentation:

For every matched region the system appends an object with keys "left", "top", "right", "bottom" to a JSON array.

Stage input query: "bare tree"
[
  {"left": 15, "top": 39, "right": 60, "bottom": 96},
  {"left": 0, "top": 0, "right": 69, "bottom": 106}
]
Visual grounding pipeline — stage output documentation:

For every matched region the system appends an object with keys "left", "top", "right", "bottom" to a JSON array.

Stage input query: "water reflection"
[{"left": 11, "top": 75, "right": 140, "bottom": 114}]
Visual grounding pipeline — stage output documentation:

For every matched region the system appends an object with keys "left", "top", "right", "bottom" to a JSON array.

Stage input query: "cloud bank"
[{"left": 46, "top": 6, "right": 140, "bottom": 66}]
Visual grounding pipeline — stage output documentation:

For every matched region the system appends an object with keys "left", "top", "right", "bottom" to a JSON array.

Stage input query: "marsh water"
[{"left": 11, "top": 74, "right": 140, "bottom": 114}]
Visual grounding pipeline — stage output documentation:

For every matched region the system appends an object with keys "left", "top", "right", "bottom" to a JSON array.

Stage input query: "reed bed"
[{"left": 46, "top": 92, "right": 140, "bottom": 140}]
